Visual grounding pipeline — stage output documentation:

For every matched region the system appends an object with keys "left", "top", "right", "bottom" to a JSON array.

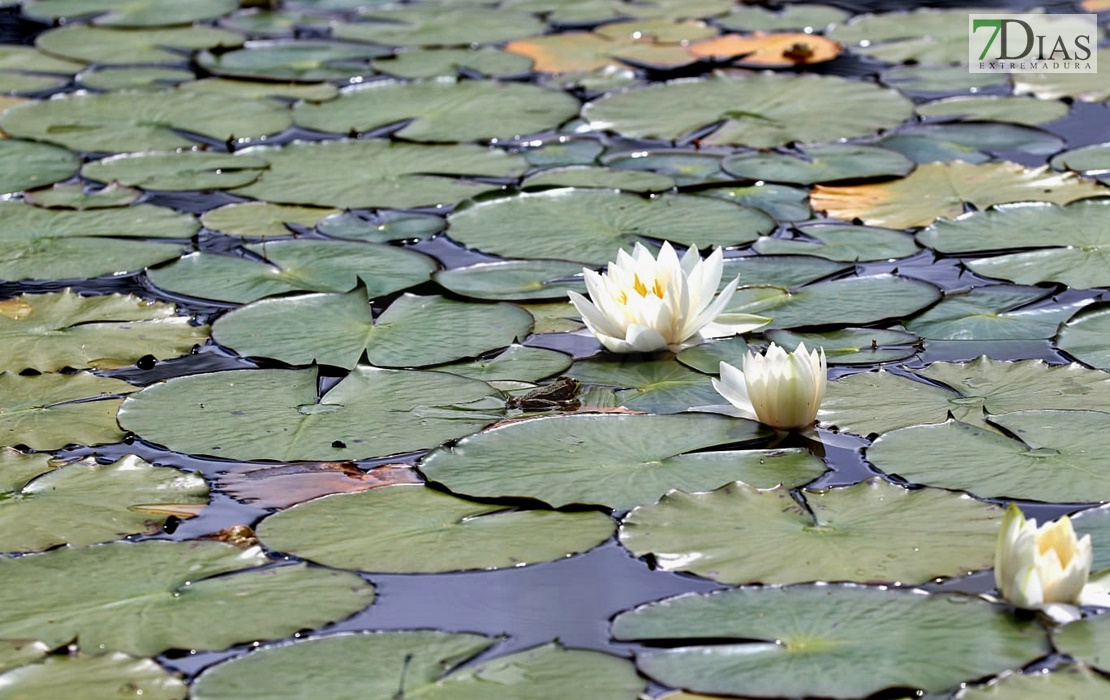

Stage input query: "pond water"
[{"left": 0, "top": 0, "right": 1108, "bottom": 698}]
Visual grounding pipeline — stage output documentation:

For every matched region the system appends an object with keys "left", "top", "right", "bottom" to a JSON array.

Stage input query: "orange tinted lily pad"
[
  {"left": 219, "top": 462, "right": 421, "bottom": 509},
  {"left": 687, "top": 32, "right": 840, "bottom": 65}
]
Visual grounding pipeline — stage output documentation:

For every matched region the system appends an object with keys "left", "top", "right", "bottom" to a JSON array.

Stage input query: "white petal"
[
  {"left": 624, "top": 324, "right": 669, "bottom": 353},
  {"left": 568, "top": 290, "right": 624, "bottom": 339}
]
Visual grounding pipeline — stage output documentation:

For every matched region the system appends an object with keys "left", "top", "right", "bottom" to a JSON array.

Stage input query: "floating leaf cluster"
[{"left": 0, "top": 0, "right": 1108, "bottom": 697}]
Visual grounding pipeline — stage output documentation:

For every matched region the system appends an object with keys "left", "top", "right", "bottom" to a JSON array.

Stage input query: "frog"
[{"left": 505, "top": 376, "right": 582, "bottom": 412}]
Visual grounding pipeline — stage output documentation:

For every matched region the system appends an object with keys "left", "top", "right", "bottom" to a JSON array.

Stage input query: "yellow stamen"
[
  {"left": 652, "top": 278, "right": 665, "bottom": 298},
  {"left": 632, "top": 273, "right": 648, "bottom": 297}
]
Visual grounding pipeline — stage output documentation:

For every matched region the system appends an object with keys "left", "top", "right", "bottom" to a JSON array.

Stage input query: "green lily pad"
[
  {"left": 879, "top": 133, "right": 992, "bottom": 165},
  {"left": 197, "top": 40, "right": 388, "bottom": 82},
  {"left": 192, "top": 633, "right": 644, "bottom": 700},
  {"left": 675, "top": 336, "right": 749, "bottom": 374},
  {"left": 77, "top": 66, "right": 194, "bottom": 90},
  {"left": 201, "top": 202, "right": 341, "bottom": 238},
  {"left": 568, "top": 357, "right": 722, "bottom": 414},
  {"left": 36, "top": 25, "right": 244, "bottom": 65},
  {"left": 1058, "top": 303, "right": 1110, "bottom": 370},
  {"left": 0, "top": 541, "right": 375, "bottom": 656},
  {"left": 1013, "top": 48, "right": 1110, "bottom": 101},
  {"left": 0, "top": 201, "right": 194, "bottom": 281},
  {"left": 373, "top": 47, "right": 534, "bottom": 79},
  {"left": 118, "top": 366, "right": 500, "bottom": 461},
  {"left": 178, "top": 76, "right": 338, "bottom": 102},
  {"left": 420, "top": 413, "right": 826, "bottom": 510},
  {"left": 868, "top": 411, "right": 1110, "bottom": 502},
  {"left": 0, "top": 44, "right": 86, "bottom": 75},
  {"left": 0, "top": 139, "right": 80, "bottom": 196},
  {"left": 23, "top": 182, "right": 142, "bottom": 210},
  {"left": 754, "top": 224, "right": 920, "bottom": 262},
  {"left": 0, "top": 639, "right": 48, "bottom": 675},
  {"left": 881, "top": 65, "right": 1009, "bottom": 95},
  {"left": 446, "top": 189, "right": 774, "bottom": 265},
  {"left": 905, "top": 285, "right": 1089, "bottom": 340},
  {"left": 0, "top": 90, "right": 290, "bottom": 154},
  {"left": 723, "top": 255, "right": 849, "bottom": 289},
  {"left": 957, "top": 665, "right": 1110, "bottom": 700},
  {"left": 1051, "top": 142, "right": 1110, "bottom": 184},
  {"left": 82, "top": 151, "right": 269, "bottom": 191},
  {"left": 0, "top": 454, "right": 207, "bottom": 553},
  {"left": 829, "top": 7, "right": 997, "bottom": 64},
  {"left": 765, "top": 327, "right": 919, "bottom": 365},
  {"left": 148, "top": 240, "right": 435, "bottom": 304},
  {"left": 0, "top": 72, "right": 69, "bottom": 93},
  {"left": 0, "top": 447, "right": 55, "bottom": 493},
  {"left": 258, "top": 484, "right": 614, "bottom": 573},
  {"left": 232, "top": 139, "right": 528, "bottom": 209},
  {"left": 612, "top": 585, "right": 1048, "bottom": 698},
  {"left": 897, "top": 123, "right": 1064, "bottom": 157},
  {"left": 621, "top": 478, "right": 1001, "bottom": 585},
  {"left": 0, "top": 289, "right": 208, "bottom": 372},
  {"left": 813, "top": 162, "right": 1104, "bottom": 229},
  {"left": 916, "top": 96, "right": 1071, "bottom": 126},
  {"left": 294, "top": 80, "right": 579, "bottom": 143},
  {"left": 583, "top": 73, "right": 913, "bottom": 147},
  {"left": 0, "top": 371, "right": 135, "bottom": 450},
  {"left": 332, "top": 7, "right": 545, "bottom": 47},
  {"left": 317, "top": 210, "right": 446, "bottom": 243},
  {"left": 434, "top": 345, "right": 572, "bottom": 383},
  {"left": 0, "top": 652, "right": 187, "bottom": 700},
  {"left": 522, "top": 166, "right": 674, "bottom": 192},
  {"left": 213, "top": 291, "right": 532, "bottom": 369},
  {"left": 603, "top": 149, "right": 728, "bottom": 186},
  {"left": 718, "top": 4, "right": 848, "bottom": 31},
  {"left": 217, "top": 8, "right": 330, "bottom": 38},
  {"left": 24, "top": 0, "right": 237, "bottom": 27},
  {"left": 722, "top": 144, "right": 914, "bottom": 185},
  {"left": 433, "top": 260, "right": 585, "bottom": 301},
  {"left": 918, "top": 200, "right": 1110, "bottom": 290},
  {"left": 1072, "top": 505, "right": 1110, "bottom": 574},
  {"left": 1055, "top": 616, "right": 1110, "bottom": 674},
  {"left": 524, "top": 138, "right": 605, "bottom": 168},
  {"left": 820, "top": 358, "right": 1110, "bottom": 436},
  {"left": 725, "top": 274, "right": 942, "bottom": 329}
]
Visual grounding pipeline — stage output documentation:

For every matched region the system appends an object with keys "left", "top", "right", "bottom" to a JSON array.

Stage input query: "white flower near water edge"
[{"left": 712, "top": 341, "right": 826, "bottom": 431}]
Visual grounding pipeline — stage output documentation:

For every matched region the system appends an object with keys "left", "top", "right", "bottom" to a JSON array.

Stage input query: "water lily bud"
[
  {"left": 567, "top": 241, "right": 768, "bottom": 354},
  {"left": 712, "top": 342, "right": 826, "bottom": 430},
  {"left": 994, "top": 504, "right": 1093, "bottom": 619}
]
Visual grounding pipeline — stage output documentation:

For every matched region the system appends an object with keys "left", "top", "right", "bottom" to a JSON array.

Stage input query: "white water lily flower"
[
  {"left": 567, "top": 242, "right": 768, "bottom": 354},
  {"left": 995, "top": 503, "right": 1110, "bottom": 622},
  {"left": 712, "top": 342, "right": 826, "bottom": 430}
]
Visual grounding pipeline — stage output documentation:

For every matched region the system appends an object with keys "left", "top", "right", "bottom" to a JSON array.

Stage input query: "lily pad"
[
  {"left": 699, "top": 183, "right": 813, "bottom": 221},
  {"left": 522, "top": 166, "right": 674, "bottom": 192},
  {"left": 725, "top": 274, "right": 941, "bottom": 329},
  {"left": 433, "top": 260, "right": 585, "bottom": 301},
  {"left": 178, "top": 76, "right": 338, "bottom": 102},
  {"left": 1013, "top": 48, "right": 1110, "bottom": 101},
  {"left": 765, "top": 327, "right": 919, "bottom": 365},
  {"left": 812, "top": 162, "right": 1104, "bottom": 229},
  {"left": 118, "top": 366, "right": 501, "bottom": 461},
  {"left": 317, "top": 210, "right": 446, "bottom": 243},
  {"left": 36, "top": 25, "right": 244, "bottom": 65},
  {"left": 868, "top": 411, "right": 1110, "bottom": 502},
  {"left": 258, "top": 484, "right": 614, "bottom": 573},
  {"left": 0, "top": 139, "right": 80, "bottom": 196},
  {"left": 201, "top": 202, "right": 341, "bottom": 238},
  {"left": 0, "top": 454, "right": 208, "bottom": 553},
  {"left": 212, "top": 291, "right": 532, "bottom": 369},
  {"left": 82, "top": 151, "right": 269, "bottom": 191},
  {"left": 897, "top": 123, "right": 1065, "bottom": 157},
  {"left": 721, "top": 144, "right": 913, "bottom": 185},
  {"left": 1051, "top": 142, "right": 1110, "bottom": 184},
  {"left": 332, "top": 7, "right": 545, "bottom": 47},
  {"left": 0, "top": 201, "right": 194, "bottom": 281},
  {"left": 568, "top": 357, "right": 722, "bottom": 414},
  {"left": 723, "top": 255, "right": 849, "bottom": 289},
  {"left": 612, "top": 585, "right": 1048, "bottom": 698},
  {"left": 0, "top": 90, "right": 291, "bottom": 154},
  {"left": 717, "top": 4, "right": 848, "bottom": 32},
  {"left": 829, "top": 7, "right": 997, "bottom": 64},
  {"left": 0, "top": 652, "right": 187, "bottom": 700},
  {"left": 147, "top": 240, "right": 436, "bottom": 304},
  {"left": 22, "top": 182, "right": 142, "bottom": 210},
  {"left": 675, "top": 336, "right": 749, "bottom": 374},
  {"left": 881, "top": 64, "right": 1009, "bottom": 95},
  {"left": 294, "top": 80, "right": 580, "bottom": 143},
  {"left": 820, "top": 358, "right": 1110, "bottom": 436},
  {"left": 917, "top": 200, "right": 1110, "bottom": 290},
  {"left": 232, "top": 139, "right": 528, "bottom": 209},
  {"left": 916, "top": 96, "right": 1070, "bottom": 126},
  {"left": 0, "top": 44, "right": 86, "bottom": 75},
  {"left": 434, "top": 345, "right": 572, "bottom": 383},
  {"left": 1068, "top": 505, "right": 1110, "bottom": 579},
  {"left": 192, "top": 633, "right": 644, "bottom": 700},
  {"left": 603, "top": 149, "right": 728, "bottom": 187},
  {"left": 583, "top": 73, "right": 913, "bottom": 148},
  {"left": 686, "top": 32, "right": 842, "bottom": 67},
  {"left": 957, "top": 666, "right": 1110, "bottom": 700},
  {"left": 1058, "top": 303, "right": 1110, "bottom": 370},
  {"left": 0, "top": 541, "right": 375, "bottom": 656},
  {"left": 446, "top": 189, "right": 775, "bottom": 265},
  {"left": 420, "top": 413, "right": 826, "bottom": 510},
  {"left": 373, "top": 47, "right": 534, "bottom": 79},
  {"left": 620, "top": 478, "right": 1002, "bottom": 585},
  {"left": 879, "top": 133, "right": 992, "bottom": 165},
  {"left": 76, "top": 65, "right": 194, "bottom": 90},
  {"left": 1055, "top": 616, "right": 1110, "bottom": 674},
  {"left": 0, "top": 448, "right": 55, "bottom": 493},
  {"left": 24, "top": 0, "right": 237, "bottom": 27},
  {"left": 0, "top": 289, "right": 208, "bottom": 372},
  {"left": 503, "top": 26, "right": 703, "bottom": 74},
  {"left": 905, "top": 286, "right": 1090, "bottom": 341},
  {"left": 754, "top": 224, "right": 920, "bottom": 261},
  {"left": 0, "top": 371, "right": 135, "bottom": 450},
  {"left": 197, "top": 40, "right": 387, "bottom": 82}
]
